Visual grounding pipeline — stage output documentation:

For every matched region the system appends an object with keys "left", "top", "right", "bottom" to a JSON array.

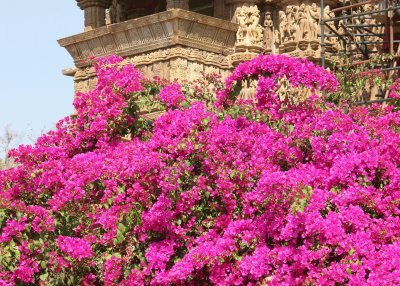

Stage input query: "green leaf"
[
  {"left": 232, "top": 252, "right": 242, "bottom": 261},
  {"left": 40, "top": 273, "right": 49, "bottom": 281},
  {"left": 229, "top": 170, "right": 237, "bottom": 179},
  {"left": 117, "top": 222, "right": 127, "bottom": 233},
  {"left": 113, "top": 252, "right": 122, "bottom": 259}
]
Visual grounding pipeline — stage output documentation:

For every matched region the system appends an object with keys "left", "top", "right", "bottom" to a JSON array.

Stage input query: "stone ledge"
[{"left": 58, "top": 9, "right": 238, "bottom": 68}]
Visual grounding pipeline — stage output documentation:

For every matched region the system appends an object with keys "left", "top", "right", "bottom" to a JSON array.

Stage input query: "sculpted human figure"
[
  {"left": 298, "top": 4, "right": 313, "bottom": 41},
  {"left": 236, "top": 8, "right": 247, "bottom": 43},
  {"left": 278, "top": 11, "right": 288, "bottom": 44},
  {"left": 326, "top": 10, "right": 340, "bottom": 49},
  {"left": 249, "top": 6, "right": 263, "bottom": 44},
  {"left": 235, "top": 5, "right": 263, "bottom": 47},
  {"left": 286, "top": 5, "right": 299, "bottom": 41},
  {"left": 263, "top": 12, "right": 274, "bottom": 50},
  {"left": 337, "top": 19, "right": 347, "bottom": 50},
  {"left": 309, "top": 3, "right": 320, "bottom": 39}
]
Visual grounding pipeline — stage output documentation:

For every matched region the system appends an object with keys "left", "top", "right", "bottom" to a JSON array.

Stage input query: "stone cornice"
[{"left": 58, "top": 9, "right": 238, "bottom": 68}]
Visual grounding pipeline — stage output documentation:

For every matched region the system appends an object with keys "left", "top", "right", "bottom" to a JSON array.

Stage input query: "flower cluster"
[
  {"left": 389, "top": 78, "right": 400, "bottom": 100},
  {"left": 56, "top": 236, "right": 94, "bottom": 260},
  {"left": 159, "top": 82, "right": 185, "bottom": 108},
  {"left": 1, "top": 54, "right": 400, "bottom": 285}
]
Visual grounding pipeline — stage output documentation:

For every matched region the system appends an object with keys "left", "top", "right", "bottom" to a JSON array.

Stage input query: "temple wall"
[
  {"left": 65, "top": 1, "right": 393, "bottom": 94},
  {"left": 73, "top": 46, "right": 232, "bottom": 92}
]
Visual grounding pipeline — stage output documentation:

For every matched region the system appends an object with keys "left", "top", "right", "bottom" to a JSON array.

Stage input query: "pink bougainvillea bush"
[{"left": 2, "top": 54, "right": 400, "bottom": 285}]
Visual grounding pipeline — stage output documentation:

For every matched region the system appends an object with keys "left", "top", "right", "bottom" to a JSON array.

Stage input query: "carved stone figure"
[
  {"left": 235, "top": 5, "right": 263, "bottom": 48},
  {"left": 298, "top": 4, "right": 314, "bottom": 41},
  {"left": 278, "top": 11, "right": 288, "bottom": 44},
  {"left": 310, "top": 3, "right": 320, "bottom": 38},
  {"left": 287, "top": 5, "right": 299, "bottom": 42},
  {"left": 236, "top": 7, "right": 247, "bottom": 43},
  {"left": 240, "top": 79, "right": 257, "bottom": 100},
  {"left": 263, "top": 12, "right": 274, "bottom": 51}
]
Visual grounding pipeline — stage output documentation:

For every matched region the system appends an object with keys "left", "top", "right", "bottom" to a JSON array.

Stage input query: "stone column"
[
  {"left": 214, "top": 0, "right": 226, "bottom": 19},
  {"left": 166, "top": 0, "right": 189, "bottom": 10},
  {"left": 76, "top": 0, "right": 113, "bottom": 31}
]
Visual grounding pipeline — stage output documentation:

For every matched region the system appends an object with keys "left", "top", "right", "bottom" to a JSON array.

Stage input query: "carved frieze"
[
  {"left": 235, "top": 5, "right": 263, "bottom": 52},
  {"left": 73, "top": 46, "right": 232, "bottom": 92},
  {"left": 59, "top": 9, "right": 237, "bottom": 68},
  {"left": 274, "top": 1, "right": 339, "bottom": 60}
]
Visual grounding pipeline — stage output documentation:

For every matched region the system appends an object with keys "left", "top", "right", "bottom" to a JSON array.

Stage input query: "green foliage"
[{"left": 329, "top": 54, "right": 395, "bottom": 105}]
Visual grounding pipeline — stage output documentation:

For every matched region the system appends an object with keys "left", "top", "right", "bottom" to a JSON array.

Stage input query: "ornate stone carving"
[
  {"left": 273, "top": 2, "right": 340, "bottom": 59},
  {"left": 322, "top": 5, "right": 340, "bottom": 52},
  {"left": 240, "top": 79, "right": 257, "bottom": 100},
  {"left": 72, "top": 46, "right": 232, "bottom": 92},
  {"left": 235, "top": 5, "right": 263, "bottom": 51},
  {"left": 297, "top": 3, "right": 317, "bottom": 41},
  {"left": 277, "top": 10, "right": 288, "bottom": 45},
  {"left": 127, "top": 47, "right": 230, "bottom": 68},
  {"left": 59, "top": 9, "right": 237, "bottom": 68},
  {"left": 286, "top": 5, "right": 299, "bottom": 42},
  {"left": 263, "top": 11, "right": 274, "bottom": 52},
  {"left": 227, "top": 51, "right": 259, "bottom": 67}
]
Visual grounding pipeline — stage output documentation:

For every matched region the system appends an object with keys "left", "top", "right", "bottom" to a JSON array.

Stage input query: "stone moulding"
[
  {"left": 127, "top": 46, "right": 230, "bottom": 68},
  {"left": 58, "top": 9, "right": 238, "bottom": 68}
]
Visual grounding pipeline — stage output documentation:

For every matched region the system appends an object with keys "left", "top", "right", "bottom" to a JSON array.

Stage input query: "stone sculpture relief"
[
  {"left": 287, "top": 6, "right": 299, "bottom": 42},
  {"left": 278, "top": 11, "right": 288, "bottom": 45},
  {"left": 298, "top": 4, "right": 318, "bottom": 41},
  {"left": 274, "top": 2, "right": 339, "bottom": 58},
  {"left": 235, "top": 5, "right": 263, "bottom": 49},
  {"left": 263, "top": 11, "right": 274, "bottom": 52}
]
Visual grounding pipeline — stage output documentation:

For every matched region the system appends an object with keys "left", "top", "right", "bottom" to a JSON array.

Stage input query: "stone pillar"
[
  {"left": 166, "top": 0, "right": 189, "bottom": 10},
  {"left": 214, "top": 0, "right": 226, "bottom": 19},
  {"left": 76, "top": 0, "right": 113, "bottom": 31}
]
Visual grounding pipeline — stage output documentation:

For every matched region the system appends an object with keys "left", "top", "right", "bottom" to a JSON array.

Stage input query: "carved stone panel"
[
  {"left": 235, "top": 5, "right": 263, "bottom": 52},
  {"left": 274, "top": 1, "right": 339, "bottom": 60}
]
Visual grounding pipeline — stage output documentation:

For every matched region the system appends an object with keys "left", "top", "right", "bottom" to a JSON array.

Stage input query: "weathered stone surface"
[
  {"left": 63, "top": 1, "right": 386, "bottom": 93},
  {"left": 76, "top": 0, "right": 113, "bottom": 30},
  {"left": 59, "top": 9, "right": 237, "bottom": 92},
  {"left": 59, "top": 9, "right": 237, "bottom": 68}
]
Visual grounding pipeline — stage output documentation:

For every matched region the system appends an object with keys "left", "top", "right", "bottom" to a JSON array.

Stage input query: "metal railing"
[{"left": 321, "top": 0, "right": 400, "bottom": 101}]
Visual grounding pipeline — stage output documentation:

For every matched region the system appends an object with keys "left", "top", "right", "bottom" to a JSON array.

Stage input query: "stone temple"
[{"left": 59, "top": 1, "right": 399, "bottom": 93}]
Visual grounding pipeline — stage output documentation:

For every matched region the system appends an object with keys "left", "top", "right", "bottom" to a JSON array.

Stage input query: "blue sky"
[{"left": 0, "top": 1, "right": 83, "bottom": 145}]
